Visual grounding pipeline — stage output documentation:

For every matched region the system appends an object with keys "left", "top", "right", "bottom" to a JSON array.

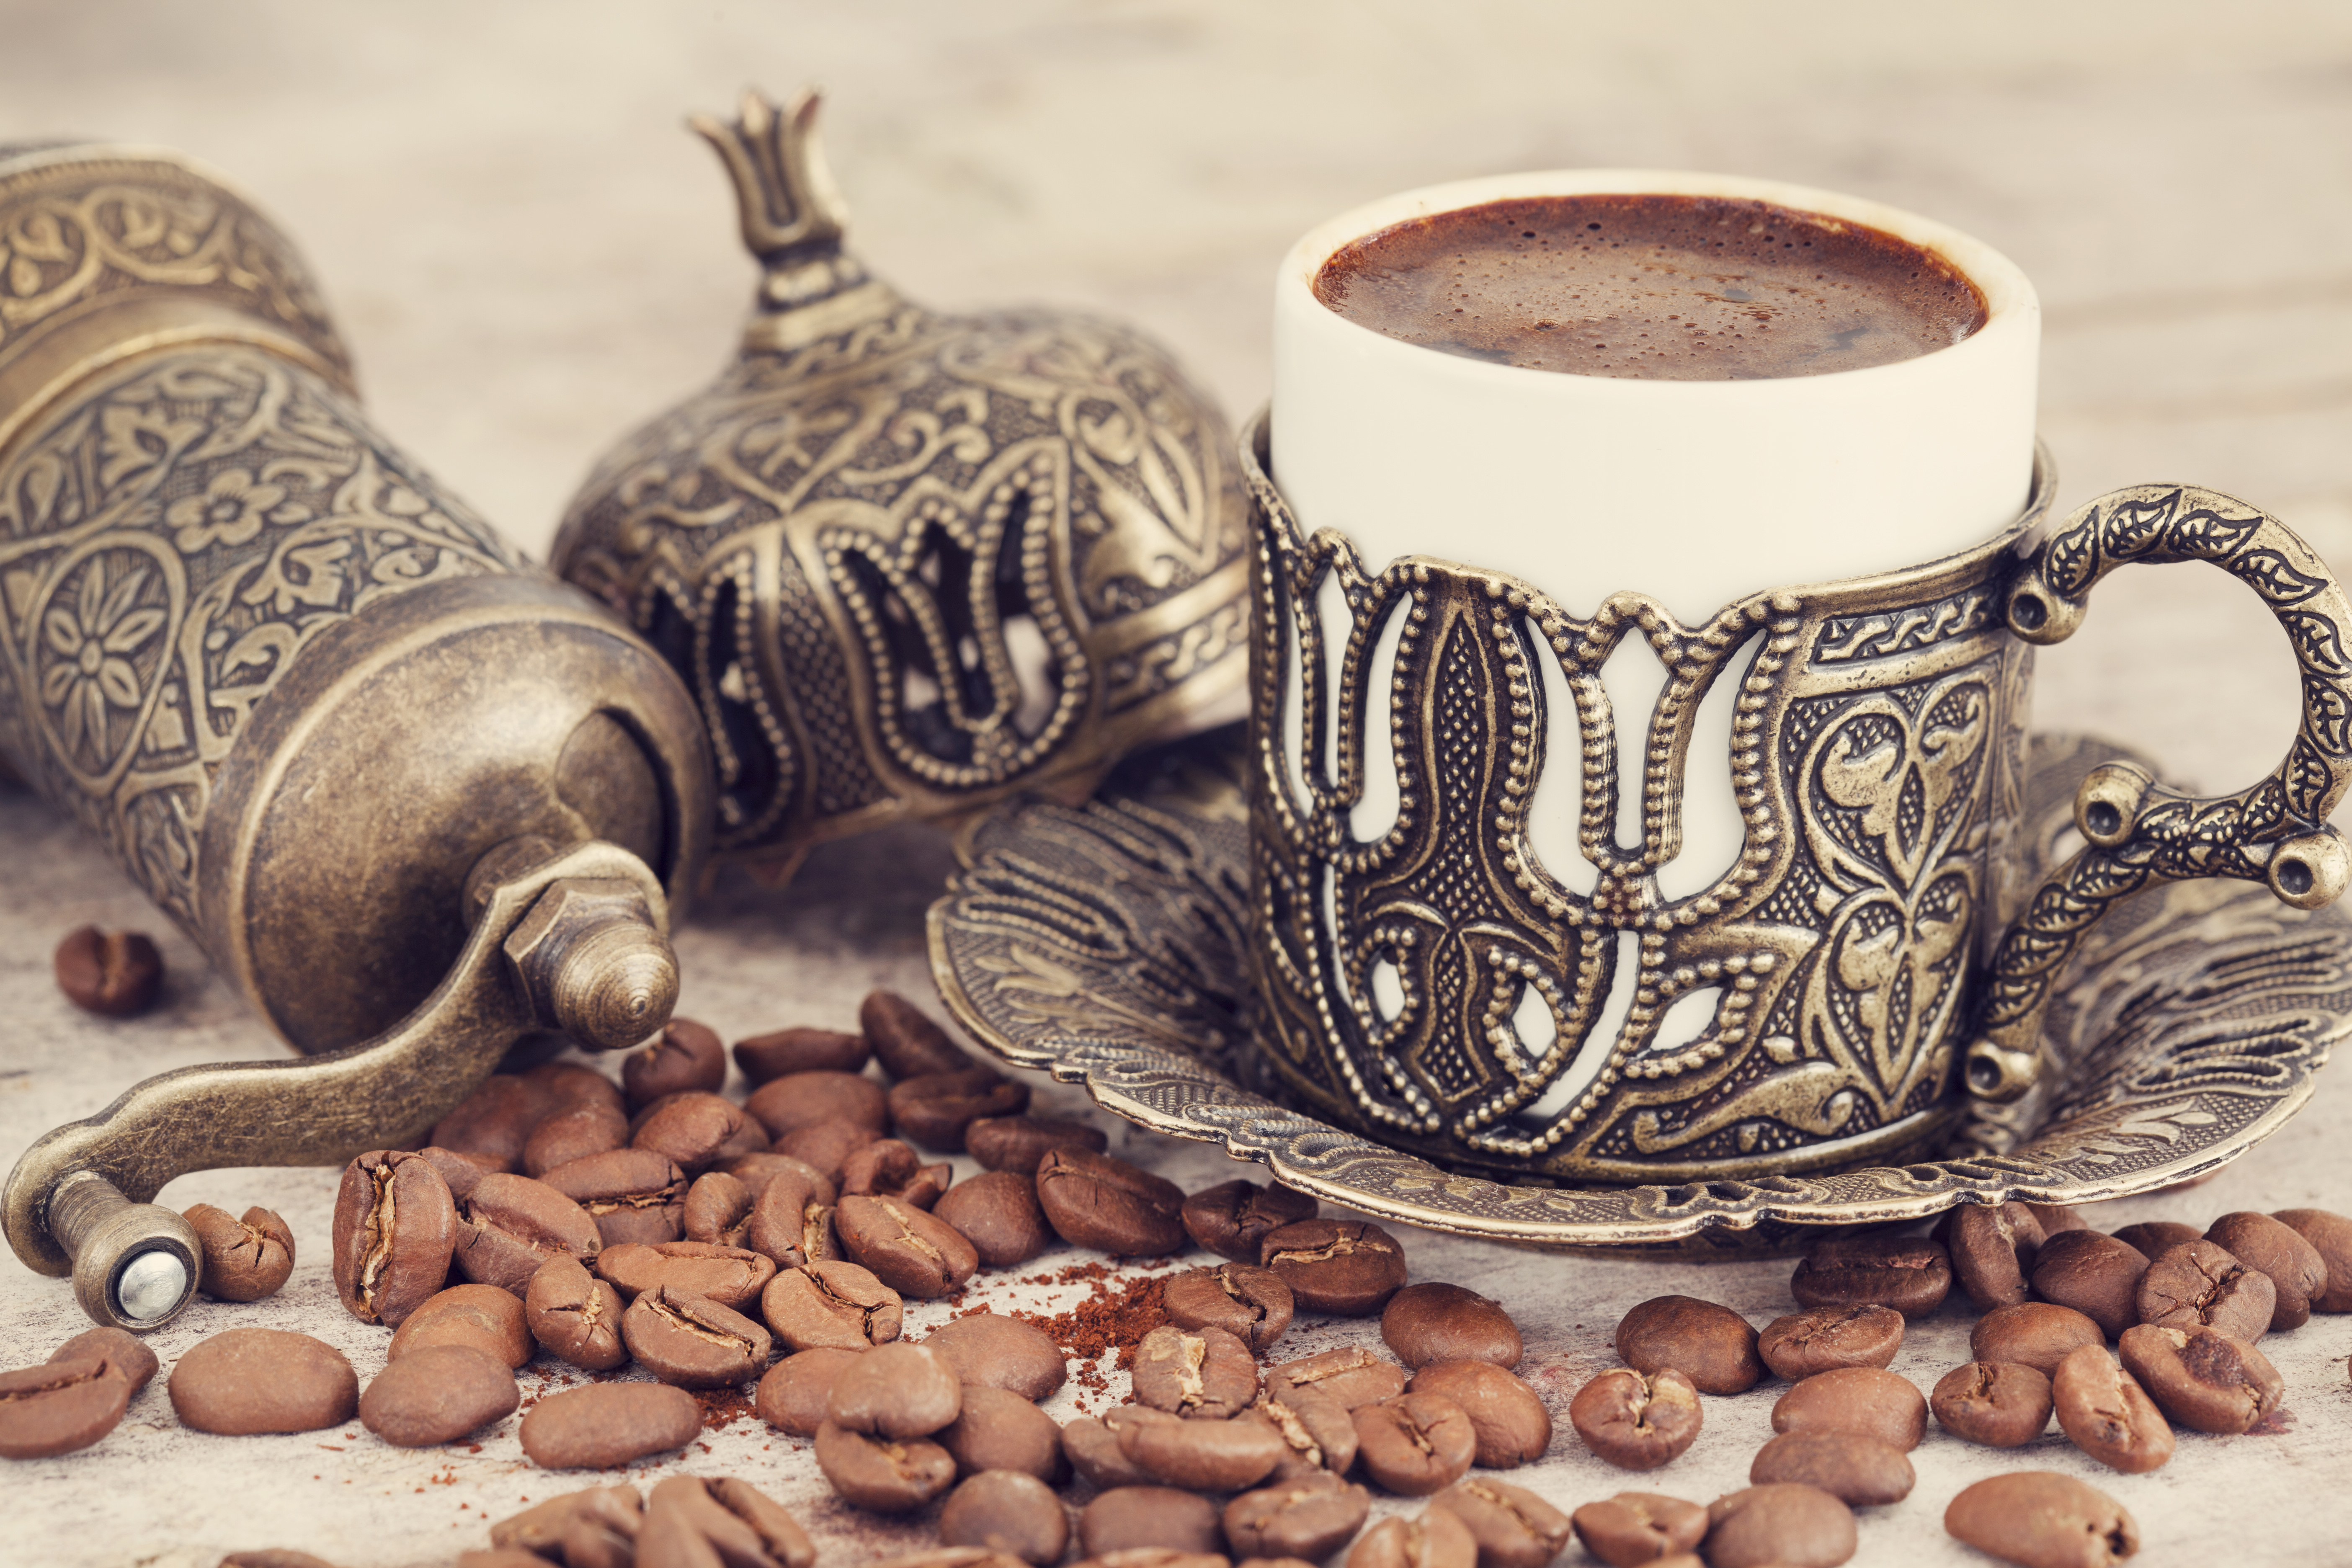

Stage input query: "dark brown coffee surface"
[{"left": 1315, "top": 193, "right": 1986, "bottom": 381}]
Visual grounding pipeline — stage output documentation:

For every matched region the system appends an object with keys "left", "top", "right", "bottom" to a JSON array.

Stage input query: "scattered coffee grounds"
[{"left": 1008, "top": 1262, "right": 1171, "bottom": 1373}]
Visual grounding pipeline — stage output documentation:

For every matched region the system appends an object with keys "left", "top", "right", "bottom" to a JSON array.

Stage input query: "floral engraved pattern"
[
  {"left": 36, "top": 554, "right": 166, "bottom": 767},
  {"left": 165, "top": 468, "right": 307, "bottom": 553}
]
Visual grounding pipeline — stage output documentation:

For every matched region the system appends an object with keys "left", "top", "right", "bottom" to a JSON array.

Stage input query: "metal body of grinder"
[{"left": 0, "top": 142, "right": 714, "bottom": 1329}]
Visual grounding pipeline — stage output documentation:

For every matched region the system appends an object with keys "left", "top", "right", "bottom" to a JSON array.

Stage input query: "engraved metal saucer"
[{"left": 928, "top": 725, "right": 2351, "bottom": 1253}]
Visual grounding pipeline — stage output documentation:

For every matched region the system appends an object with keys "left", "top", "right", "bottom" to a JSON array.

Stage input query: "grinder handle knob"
[{"left": 49, "top": 1172, "right": 202, "bottom": 1331}]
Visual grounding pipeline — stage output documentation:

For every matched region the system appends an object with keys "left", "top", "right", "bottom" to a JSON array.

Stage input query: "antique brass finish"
[
  {"left": 49, "top": 1172, "right": 202, "bottom": 1331},
  {"left": 552, "top": 90, "right": 1249, "bottom": 882}
]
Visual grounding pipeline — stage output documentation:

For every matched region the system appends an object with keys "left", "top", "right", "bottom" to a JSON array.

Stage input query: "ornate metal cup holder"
[{"left": 929, "top": 725, "right": 2352, "bottom": 1253}]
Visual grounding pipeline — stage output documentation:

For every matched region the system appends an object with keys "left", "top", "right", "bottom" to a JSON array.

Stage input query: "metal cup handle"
[{"left": 1965, "top": 484, "right": 2352, "bottom": 1101}]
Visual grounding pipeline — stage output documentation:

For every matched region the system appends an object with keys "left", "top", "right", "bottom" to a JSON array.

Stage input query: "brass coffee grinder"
[{"left": 0, "top": 142, "right": 713, "bottom": 1329}]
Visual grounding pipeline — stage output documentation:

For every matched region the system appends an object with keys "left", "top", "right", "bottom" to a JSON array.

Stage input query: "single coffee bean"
[
  {"left": 1266, "top": 1346, "right": 1407, "bottom": 1410},
  {"left": 1135, "top": 1323, "right": 1260, "bottom": 1418},
  {"left": 1062, "top": 1411, "right": 1157, "bottom": 1490},
  {"left": 1569, "top": 1367, "right": 1700, "bottom": 1470},
  {"left": 2273, "top": 1207, "right": 2352, "bottom": 1310},
  {"left": 456, "top": 1172, "right": 603, "bottom": 1294},
  {"left": 1749, "top": 1430, "right": 1913, "bottom": 1506},
  {"left": 524, "top": 1254, "right": 628, "bottom": 1371},
  {"left": 331, "top": 1149, "right": 458, "bottom": 1326},
  {"left": 842, "top": 1138, "right": 952, "bottom": 1208},
  {"left": 625, "top": 1285, "right": 774, "bottom": 1387},
  {"left": 1225, "top": 1472, "right": 1371, "bottom": 1561},
  {"left": 1258, "top": 1382, "right": 1358, "bottom": 1478},
  {"left": 2205, "top": 1211, "right": 2328, "bottom": 1331},
  {"left": 1428, "top": 1478, "right": 1569, "bottom": 1568},
  {"left": 1614, "top": 1295, "right": 1763, "bottom": 1395},
  {"left": 1930, "top": 1360, "right": 2053, "bottom": 1447},
  {"left": 597, "top": 1240, "right": 776, "bottom": 1309},
  {"left": 1568, "top": 1492, "right": 1709, "bottom": 1568},
  {"left": 418, "top": 1145, "right": 501, "bottom": 1202},
  {"left": 1345, "top": 1507, "right": 1478, "bottom": 1568},
  {"left": 359, "top": 1343, "right": 519, "bottom": 1446},
  {"left": 2025, "top": 1202, "right": 2088, "bottom": 1235},
  {"left": 635, "top": 1091, "right": 769, "bottom": 1175},
  {"left": 541, "top": 1148, "right": 689, "bottom": 1247},
  {"left": 1769, "top": 1366, "right": 1926, "bottom": 1451},
  {"left": 169, "top": 1328, "right": 358, "bottom": 1435},
  {"left": 2116, "top": 1322, "right": 2282, "bottom": 1434},
  {"left": 745, "top": 1161, "right": 833, "bottom": 1266},
  {"left": 745, "top": 1070, "right": 890, "bottom": 1142},
  {"left": 890, "top": 1066, "right": 1031, "bottom": 1153},
  {"left": 837, "top": 1193, "right": 980, "bottom": 1297},
  {"left": 757, "top": 1347, "right": 862, "bottom": 1437},
  {"left": 639, "top": 1475, "right": 816, "bottom": 1568},
  {"left": 1757, "top": 1304, "right": 1903, "bottom": 1380},
  {"left": 1036, "top": 1148, "right": 1189, "bottom": 1256},
  {"left": 53, "top": 925, "right": 164, "bottom": 1016},
  {"left": 828, "top": 1341, "right": 962, "bottom": 1437},
  {"left": 1944, "top": 1471, "right": 2137, "bottom": 1568},
  {"left": 863, "top": 989, "right": 976, "bottom": 1079},
  {"left": 923, "top": 1312, "right": 1069, "bottom": 1401},
  {"left": 521, "top": 1381, "right": 701, "bottom": 1468},
  {"left": 432, "top": 1074, "right": 555, "bottom": 1172},
  {"left": 49, "top": 1326, "right": 157, "bottom": 1394},
  {"left": 1949, "top": 1202, "right": 2046, "bottom": 1310},
  {"left": 524, "top": 1060, "right": 624, "bottom": 1112},
  {"left": 939, "top": 1385, "right": 1069, "bottom": 1482},
  {"left": 1380, "top": 1283, "right": 1522, "bottom": 1369},
  {"left": 777, "top": 1119, "right": 883, "bottom": 1182},
  {"left": 934, "top": 1171, "right": 1051, "bottom": 1268},
  {"left": 1182, "top": 1176, "right": 1315, "bottom": 1266},
  {"left": 624, "top": 1017, "right": 727, "bottom": 1109},
  {"left": 967, "top": 1115, "right": 1109, "bottom": 1174},
  {"left": 1166, "top": 1264, "right": 1295, "bottom": 1354},
  {"left": 1406, "top": 1360, "right": 1550, "bottom": 1468},
  {"left": 522, "top": 1099, "right": 629, "bottom": 1178},
  {"left": 682, "top": 1170, "right": 757, "bottom": 1248},
  {"left": 2030, "top": 1230, "right": 2149, "bottom": 1338},
  {"left": 727, "top": 1151, "right": 838, "bottom": 1206},
  {"left": 1704, "top": 1484, "right": 1856, "bottom": 1568},
  {"left": 1121, "top": 1407, "right": 1289, "bottom": 1490},
  {"left": 941, "top": 1470, "right": 1070, "bottom": 1566},
  {"left": 1790, "top": 1233, "right": 1952, "bottom": 1319},
  {"left": 762, "top": 1259, "right": 905, "bottom": 1350},
  {"left": 2110, "top": 1220, "right": 2201, "bottom": 1259},
  {"left": 1970, "top": 1301, "right": 2104, "bottom": 1376},
  {"left": 1353, "top": 1391, "right": 1478, "bottom": 1495},
  {"left": 737, "top": 1025, "right": 871, "bottom": 1083},
  {"left": 389, "top": 1282, "right": 532, "bottom": 1368},
  {"left": 2051, "top": 1343, "right": 2173, "bottom": 1473},
  {"left": 0, "top": 1355, "right": 132, "bottom": 1458},
  {"left": 1080, "top": 1487, "right": 1224, "bottom": 1559},
  {"left": 2135, "top": 1238, "right": 2275, "bottom": 1342},
  {"left": 816, "top": 1419, "right": 959, "bottom": 1511},
  {"left": 490, "top": 1484, "right": 645, "bottom": 1562},
  {"left": 184, "top": 1202, "right": 295, "bottom": 1302},
  {"left": 1259, "top": 1220, "right": 1408, "bottom": 1316}
]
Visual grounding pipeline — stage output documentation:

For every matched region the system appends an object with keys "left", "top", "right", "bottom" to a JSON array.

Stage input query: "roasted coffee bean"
[
  {"left": 777, "top": 1119, "right": 883, "bottom": 1182},
  {"left": 837, "top": 1192, "right": 980, "bottom": 1297},
  {"left": 923, "top": 1312, "right": 1069, "bottom": 1401},
  {"left": 1184, "top": 1180, "right": 1317, "bottom": 1264},
  {"left": 2052, "top": 1343, "right": 2173, "bottom": 1473},
  {"left": 0, "top": 1355, "right": 131, "bottom": 1458},
  {"left": 863, "top": 989, "right": 977, "bottom": 1079},
  {"left": 967, "top": 1115, "right": 1109, "bottom": 1174},
  {"left": 1259, "top": 1220, "right": 1408, "bottom": 1316},
  {"left": 541, "top": 1148, "right": 688, "bottom": 1247},
  {"left": 1346, "top": 1508, "right": 1477, "bottom": 1568},
  {"left": 1949, "top": 1202, "right": 2046, "bottom": 1310},
  {"left": 1944, "top": 1472, "right": 2137, "bottom": 1568},
  {"left": 1568, "top": 1492, "right": 1708, "bottom": 1568},
  {"left": 762, "top": 1259, "right": 904, "bottom": 1350},
  {"left": 625, "top": 1285, "right": 773, "bottom": 1387},
  {"left": 934, "top": 1171, "right": 1051, "bottom": 1268},
  {"left": 1063, "top": 1410, "right": 1158, "bottom": 1490},
  {"left": 521, "top": 1381, "right": 701, "bottom": 1468},
  {"left": 358, "top": 1343, "right": 519, "bottom": 1446},
  {"left": 168, "top": 1328, "right": 358, "bottom": 1435},
  {"left": 702, "top": 1478, "right": 820, "bottom": 1568},
  {"left": 624, "top": 1018, "right": 727, "bottom": 1109},
  {"left": 941, "top": 1470, "right": 1070, "bottom": 1565},
  {"left": 890, "top": 1066, "right": 1030, "bottom": 1153},
  {"left": 2274, "top": 1207, "right": 2352, "bottom": 1310},
  {"left": 745, "top": 1070, "right": 890, "bottom": 1142},
  {"left": 684, "top": 1170, "right": 756, "bottom": 1246},
  {"left": 1757, "top": 1304, "right": 1903, "bottom": 1380},
  {"left": 1166, "top": 1264, "right": 1295, "bottom": 1354},
  {"left": 2135, "top": 1238, "right": 2275, "bottom": 1342},
  {"left": 2027, "top": 1202, "right": 2089, "bottom": 1234},
  {"left": 1769, "top": 1366, "right": 1926, "bottom": 1451},
  {"left": 2117, "top": 1322, "right": 2282, "bottom": 1434},
  {"left": 841, "top": 1138, "right": 952, "bottom": 1205},
  {"left": 1121, "top": 1407, "right": 1289, "bottom": 1490},
  {"left": 2205, "top": 1211, "right": 2327, "bottom": 1331},
  {"left": 1036, "top": 1148, "right": 1189, "bottom": 1256},
  {"left": 816, "top": 1419, "right": 959, "bottom": 1511},
  {"left": 1080, "top": 1487, "right": 1225, "bottom": 1559},
  {"left": 1427, "top": 1478, "right": 1569, "bottom": 1568},
  {"left": 2030, "top": 1230, "right": 2149, "bottom": 1338},
  {"left": 1930, "top": 1360, "right": 2053, "bottom": 1447},
  {"left": 332, "top": 1149, "right": 458, "bottom": 1326},
  {"left": 184, "top": 1202, "right": 295, "bottom": 1302},
  {"left": 1614, "top": 1294, "right": 1763, "bottom": 1395},
  {"left": 869, "top": 1552, "right": 1032, "bottom": 1568},
  {"left": 727, "top": 1151, "right": 839, "bottom": 1207},
  {"left": 1353, "top": 1391, "right": 1477, "bottom": 1495},
  {"left": 432, "top": 1074, "right": 555, "bottom": 1171},
  {"left": 1266, "top": 1346, "right": 1406, "bottom": 1410},
  {"left": 524, "top": 1254, "right": 628, "bottom": 1371},
  {"left": 635, "top": 1091, "right": 768, "bottom": 1174},
  {"left": 1569, "top": 1367, "right": 1700, "bottom": 1470},
  {"left": 745, "top": 1163, "right": 833, "bottom": 1266},
  {"left": 1406, "top": 1360, "right": 1550, "bottom": 1468},
  {"left": 489, "top": 1484, "right": 645, "bottom": 1562},
  {"left": 757, "top": 1347, "right": 861, "bottom": 1437},
  {"left": 50, "top": 1326, "right": 157, "bottom": 1394},
  {"left": 1749, "top": 1430, "right": 1913, "bottom": 1506},
  {"left": 1225, "top": 1473, "right": 1371, "bottom": 1561},
  {"left": 456, "top": 1172, "right": 603, "bottom": 1294},
  {"left": 1135, "top": 1323, "right": 1260, "bottom": 1418},
  {"left": 1233, "top": 1557, "right": 1318, "bottom": 1568},
  {"left": 1258, "top": 1382, "right": 1358, "bottom": 1480},
  {"left": 418, "top": 1144, "right": 500, "bottom": 1202},
  {"left": 389, "top": 1282, "right": 532, "bottom": 1367},
  {"left": 940, "top": 1386, "right": 1069, "bottom": 1482},
  {"left": 638, "top": 1475, "right": 816, "bottom": 1568},
  {"left": 737, "top": 1025, "right": 871, "bottom": 1083},
  {"left": 2110, "top": 1220, "right": 2201, "bottom": 1259},
  {"left": 1704, "top": 1484, "right": 1855, "bottom": 1568},
  {"left": 597, "top": 1240, "right": 775, "bottom": 1309},
  {"left": 54, "top": 925, "right": 164, "bottom": 1016},
  {"left": 1790, "top": 1233, "right": 1952, "bottom": 1319},
  {"left": 1380, "top": 1283, "right": 1521, "bottom": 1369},
  {"left": 1971, "top": 1301, "right": 2104, "bottom": 1375},
  {"left": 524, "top": 1060, "right": 624, "bottom": 1111},
  {"left": 523, "top": 1099, "right": 629, "bottom": 1178},
  {"left": 828, "top": 1341, "right": 962, "bottom": 1437}
]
